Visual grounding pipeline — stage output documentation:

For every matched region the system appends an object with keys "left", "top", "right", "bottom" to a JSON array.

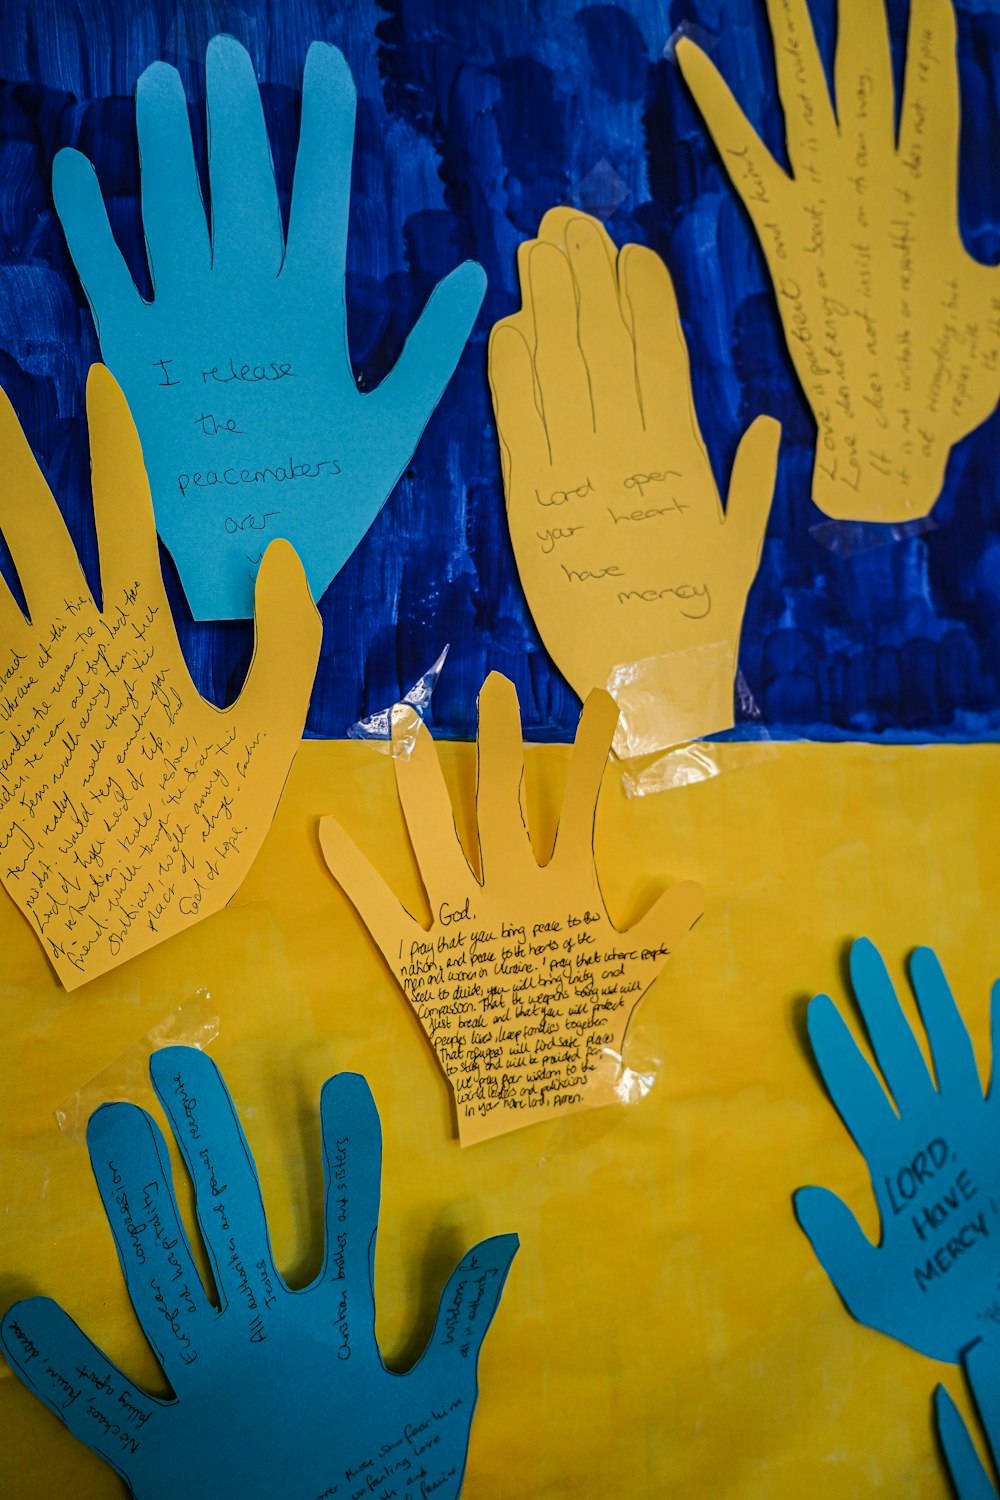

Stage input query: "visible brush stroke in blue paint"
[{"left": 0, "top": 0, "right": 996, "bottom": 742}]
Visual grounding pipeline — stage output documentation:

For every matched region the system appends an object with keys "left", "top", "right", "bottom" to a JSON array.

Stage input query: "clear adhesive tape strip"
[{"left": 54, "top": 991, "right": 220, "bottom": 1143}]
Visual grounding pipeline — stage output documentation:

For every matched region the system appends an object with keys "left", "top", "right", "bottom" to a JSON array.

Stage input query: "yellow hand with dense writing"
[
  {"left": 0, "top": 366, "right": 320, "bottom": 987},
  {"left": 319, "top": 672, "right": 704, "bottom": 1146},
  {"left": 489, "top": 208, "right": 780, "bottom": 752},
  {"left": 677, "top": 0, "right": 1000, "bottom": 521}
]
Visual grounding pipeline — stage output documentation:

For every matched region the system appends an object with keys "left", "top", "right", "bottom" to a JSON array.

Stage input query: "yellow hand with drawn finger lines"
[
  {"left": 489, "top": 208, "right": 780, "bottom": 753},
  {"left": 677, "top": 0, "right": 1000, "bottom": 521},
  {"left": 0, "top": 366, "right": 320, "bottom": 988},
  {"left": 319, "top": 672, "right": 704, "bottom": 1146}
]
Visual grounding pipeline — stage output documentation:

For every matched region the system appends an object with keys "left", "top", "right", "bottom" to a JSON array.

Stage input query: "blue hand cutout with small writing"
[
  {"left": 937, "top": 1339, "right": 1000, "bottom": 1499},
  {"left": 795, "top": 938, "right": 1000, "bottom": 1364},
  {"left": 53, "top": 36, "right": 486, "bottom": 620},
  {"left": 1, "top": 1046, "right": 517, "bottom": 1499}
]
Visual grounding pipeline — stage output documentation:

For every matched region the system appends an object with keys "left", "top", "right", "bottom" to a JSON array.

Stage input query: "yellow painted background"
[{"left": 1, "top": 738, "right": 997, "bottom": 1496}]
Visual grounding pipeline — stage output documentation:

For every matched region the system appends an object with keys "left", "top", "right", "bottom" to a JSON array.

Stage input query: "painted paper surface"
[
  {"left": 678, "top": 0, "right": 1000, "bottom": 522},
  {"left": 1, "top": 738, "right": 998, "bottom": 1498},
  {"left": 937, "top": 1340, "right": 1000, "bottom": 1500},
  {"left": 52, "top": 36, "right": 485, "bottom": 621},
  {"left": 795, "top": 938, "right": 1000, "bottom": 1364},
  {"left": 320, "top": 672, "right": 703, "bottom": 1145},
  {"left": 0, "top": 1046, "right": 517, "bottom": 1499},
  {"left": 0, "top": 366, "right": 320, "bottom": 988},
  {"left": 490, "top": 208, "right": 780, "bottom": 750},
  {"left": 3, "top": 1, "right": 1000, "bottom": 742}
]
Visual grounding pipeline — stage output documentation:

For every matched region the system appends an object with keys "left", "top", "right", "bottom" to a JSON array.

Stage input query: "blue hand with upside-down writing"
[
  {"left": 53, "top": 36, "right": 485, "bottom": 620},
  {"left": 795, "top": 938, "right": 1000, "bottom": 1364},
  {"left": 1, "top": 1047, "right": 517, "bottom": 1499}
]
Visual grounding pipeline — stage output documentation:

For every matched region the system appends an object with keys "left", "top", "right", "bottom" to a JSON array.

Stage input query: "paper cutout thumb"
[{"left": 936, "top": 1340, "right": 1000, "bottom": 1500}]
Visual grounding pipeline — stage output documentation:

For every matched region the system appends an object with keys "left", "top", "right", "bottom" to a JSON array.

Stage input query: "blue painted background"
[{"left": 0, "top": 0, "right": 997, "bottom": 741}]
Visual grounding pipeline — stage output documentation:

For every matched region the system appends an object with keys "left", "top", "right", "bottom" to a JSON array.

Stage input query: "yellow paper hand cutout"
[
  {"left": 320, "top": 672, "right": 704, "bottom": 1146},
  {"left": 0, "top": 366, "right": 320, "bottom": 988},
  {"left": 489, "top": 208, "right": 780, "bottom": 753},
  {"left": 677, "top": 0, "right": 1000, "bottom": 521}
]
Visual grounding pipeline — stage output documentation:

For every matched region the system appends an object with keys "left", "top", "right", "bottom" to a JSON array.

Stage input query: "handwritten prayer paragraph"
[
  {"left": 320, "top": 672, "right": 704, "bottom": 1145},
  {"left": 678, "top": 0, "right": 1000, "bottom": 520},
  {"left": 0, "top": 366, "right": 319, "bottom": 987},
  {"left": 395, "top": 904, "right": 685, "bottom": 1134}
]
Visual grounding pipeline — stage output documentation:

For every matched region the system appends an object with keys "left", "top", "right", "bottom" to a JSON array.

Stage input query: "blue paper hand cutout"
[
  {"left": 795, "top": 938, "right": 1000, "bottom": 1364},
  {"left": 52, "top": 37, "right": 486, "bottom": 620},
  {"left": 937, "top": 1340, "right": 1000, "bottom": 1500},
  {"left": 1, "top": 1046, "right": 517, "bottom": 1499}
]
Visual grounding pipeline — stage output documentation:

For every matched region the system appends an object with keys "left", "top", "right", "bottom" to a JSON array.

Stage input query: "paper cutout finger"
[
  {"left": 489, "top": 208, "right": 780, "bottom": 752},
  {"left": 677, "top": 0, "right": 1000, "bottom": 522},
  {"left": 320, "top": 671, "right": 704, "bottom": 1146},
  {"left": 0, "top": 1046, "right": 518, "bottom": 1499},
  {"left": 0, "top": 366, "right": 320, "bottom": 988},
  {"left": 937, "top": 1340, "right": 1000, "bottom": 1499},
  {"left": 795, "top": 938, "right": 1000, "bottom": 1363},
  {"left": 53, "top": 37, "right": 486, "bottom": 620}
]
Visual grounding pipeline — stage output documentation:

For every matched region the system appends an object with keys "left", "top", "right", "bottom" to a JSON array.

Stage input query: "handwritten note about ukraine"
[
  {"left": 320, "top": 673, "right": 704, "bottom": 1145},
  {"left": 0, "top": 367, "right": 319, "bottom": 988},
  {"left": 398, "top": 905, "right": 680, "bottom": 1133}
]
